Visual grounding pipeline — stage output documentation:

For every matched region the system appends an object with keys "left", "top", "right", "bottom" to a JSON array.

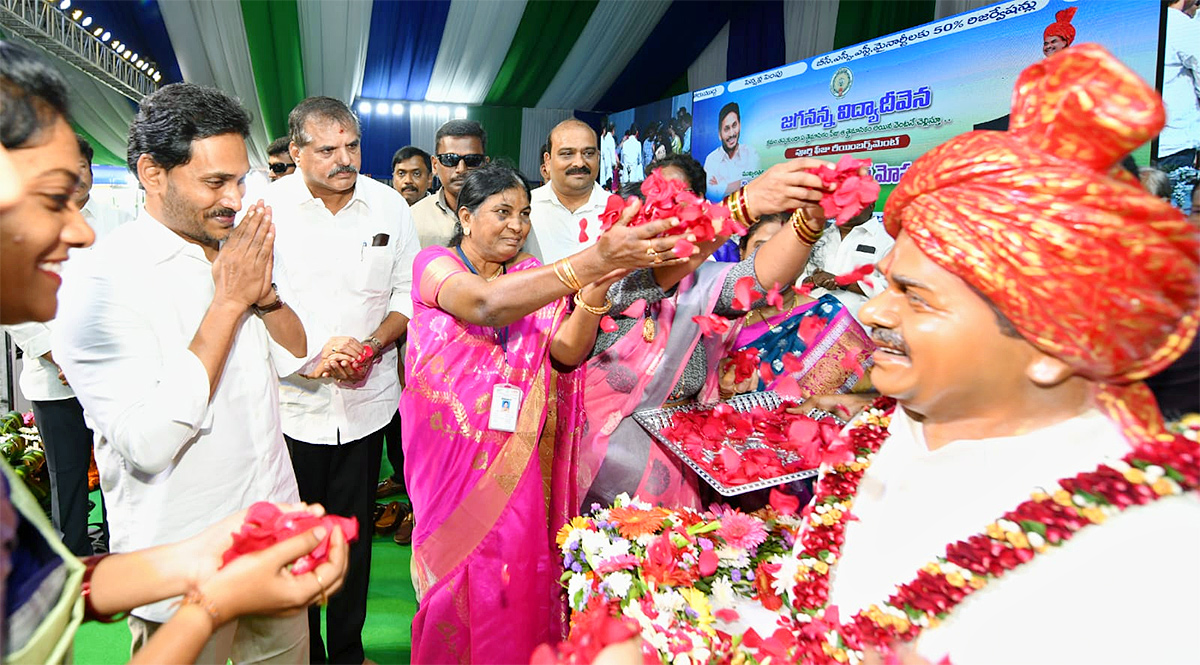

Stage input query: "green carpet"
[{"left": 73, "top": 459, "right": 417, "bottom": 664}]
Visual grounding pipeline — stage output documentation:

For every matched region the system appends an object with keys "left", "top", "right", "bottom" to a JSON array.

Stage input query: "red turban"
[
  {"left": 1043, "top": 6, "right": 1077, "bottom": 45},
  {"left": 884, "top": 44, "right": 1199, "bottom": 442}
]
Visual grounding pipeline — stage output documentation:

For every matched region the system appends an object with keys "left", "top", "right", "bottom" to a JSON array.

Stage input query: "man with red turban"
[
  {"left": 824, "top": 43, "right": 1200, "bottom": 663},
  {"left": 1042, "top": 6, "right": 1077, "bottom": 57}
]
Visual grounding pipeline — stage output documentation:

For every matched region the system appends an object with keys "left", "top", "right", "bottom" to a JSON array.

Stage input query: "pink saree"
[
  {"left": 551, "top": 262, "right": 738, "bottom": 533},
  {"left": 402, "top": 246, "right": 568, "bottom": 664}
]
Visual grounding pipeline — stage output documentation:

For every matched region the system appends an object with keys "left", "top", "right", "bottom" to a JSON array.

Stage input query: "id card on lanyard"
[{"left": 489, "top": 383, "right": 522, "bottom": 432}]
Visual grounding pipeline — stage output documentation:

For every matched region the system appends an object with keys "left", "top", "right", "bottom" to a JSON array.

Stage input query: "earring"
[{"left": 464, "top": 227, "right": 471, "bottom": 236}]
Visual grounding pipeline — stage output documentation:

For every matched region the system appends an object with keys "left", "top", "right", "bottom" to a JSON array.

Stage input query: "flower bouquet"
[
  {"left": 551, "top": 493, "right": 803, "bottom": 664},
  {"left": 1, "top": 410, "right": 51, "bottom": 514}
]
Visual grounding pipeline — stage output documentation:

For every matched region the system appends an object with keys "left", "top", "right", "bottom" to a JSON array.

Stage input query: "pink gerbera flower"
[{"left": 715, "top": 511, "right": 768, "bottom": 550}]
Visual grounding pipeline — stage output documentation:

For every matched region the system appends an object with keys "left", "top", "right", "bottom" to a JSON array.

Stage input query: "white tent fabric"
[
  {"left": 424, "top": 0, "right": 529, "bottom": 104},
  {"left": 409, "top": 104, "right": 451, "bottom": 157},
  {"left": 297, "top": 0, "right": 374, "bottom": 104},
  {"left": 687, "top": 21, "right": 730, "bottom": 92},
  {"left": 934, "top": 0, "right": 997, "bottom": 20},
  {"left": 537, "top": 0, "right": 672, "bottom": 110},
  {"left": 519, "top": 107, "right": 574, "bottom": 180},
  {"left": 157, "top": 0, "right": 271, "bottom": 167},
  {"left": 783, "top": 0, "right": 841, "bottom": 63}
]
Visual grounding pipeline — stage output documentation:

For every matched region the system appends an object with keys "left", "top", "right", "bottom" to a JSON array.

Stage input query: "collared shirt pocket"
[{"left": 359, "top": 244, "right": 393, "bottom": 296}]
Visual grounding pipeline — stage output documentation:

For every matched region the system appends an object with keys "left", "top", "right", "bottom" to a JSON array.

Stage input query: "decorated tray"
[{"left": 632, "top": 391, "right": 841, "bottom": 496}]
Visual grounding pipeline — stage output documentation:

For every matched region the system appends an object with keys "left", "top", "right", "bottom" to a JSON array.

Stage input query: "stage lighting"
[
  {"left": 358, "top": 101, "right": 373, "bottom": 115},
  {"left": 92, "top": 26, "right": 102, "bottom": 36},
  {"left": 100, "top": 31, "right": 110, "bottom": 42},
  {"left": 152, "top": 72, "right": 161, "bottom": 82},
  {"left": 391, "top": 103, "right": 404, "bottom": 115},
  {"left": 58, "top": 0, "right": 69, "bottom": 9},
  {"left": 81, "top": 16, "right": 92, "bottom": 27}
]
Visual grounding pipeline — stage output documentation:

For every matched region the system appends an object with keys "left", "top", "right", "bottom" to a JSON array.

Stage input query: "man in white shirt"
[
  {"left": 703, "top": 102, "right": 760, "bottom": 201},
  {"left": 524, "top": 119, "right": 612, "bottom": 265},
  {"left": 621, "top": 126, "right": 643, "bottom": 184},
  {"left": 267, "top": 96, "right": 420, "bottom": 664},
  {"left": 800, "top": 202, "right": 892, "bottom": 320},
  {"left": 54, "top": 83, "right": 310, "bottom": 662},
  {"left": 599, "top": 121, "right": 617, "bottom": 192},
  {"left": 815, "top": 46, "right": 1199, "bottom": 664},
  {"left": 74, "top": 135, "right": 132, "bottom": 239},
  {"left": 1161, "top": 0, "right": 1200, "bottom": 212},
  {"left": 409, "top": 119, "right": 489, "bottom": 248}
]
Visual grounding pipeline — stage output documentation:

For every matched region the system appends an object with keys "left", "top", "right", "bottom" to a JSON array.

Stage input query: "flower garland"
[{"left": 547, "top": 397, "right": 1200, "bottom": 664}]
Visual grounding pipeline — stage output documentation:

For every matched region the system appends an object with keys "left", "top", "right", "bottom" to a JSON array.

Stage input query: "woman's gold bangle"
[
  {"left": 790, "top": 208, "right": 823, "bottom": 245},
  {"left": 553, "top": 259, "right": 583, "bottom": 292},
  {"left": 573, "top": 292, "right": 612, "bottom": 315}
]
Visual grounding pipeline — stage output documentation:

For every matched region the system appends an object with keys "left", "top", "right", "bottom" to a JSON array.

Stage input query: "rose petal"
[
  {"left": 834, "top": 264, "right": 874, "bottom": 286},
  {"left": 599, "top": 316, "right": 618, "bottom": 333},
  {"left": 621, "top": 299, "right": 646, "bottom": 318},
  {"left": 734, "top": 276, "right": 760, "bottom": 311},
  {"left": 673, "top": 237, "right": 695, "bottom": 259}
]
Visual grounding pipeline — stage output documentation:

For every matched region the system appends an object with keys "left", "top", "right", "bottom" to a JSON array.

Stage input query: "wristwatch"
[
  {"left": 252, "top": 283, "right": 285, "bottom": 315},
  {"left": 362, "top": 336, "right": 383, "bottom": 358}
]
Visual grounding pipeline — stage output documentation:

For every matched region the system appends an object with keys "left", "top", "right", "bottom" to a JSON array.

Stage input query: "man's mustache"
[
  {"left": 206, "top": 208, "right": 236, "bottom": 219},
  {"left": 328, "top": 165, "right": 357, "bottom": 178},
  {"left": 870, "top": 327, "right": 908, "bottom": 354},
  {"left": 566, "top": 166, "right": 591, "bottom": 176}
]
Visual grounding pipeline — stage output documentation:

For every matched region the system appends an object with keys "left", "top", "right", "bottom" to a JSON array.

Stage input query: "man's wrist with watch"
[
  {"left": 361, "top": 336, "right": 383, "bottom": 359},
  {"left": 252, "top": 283, "right": 285, "bottom": 315}
]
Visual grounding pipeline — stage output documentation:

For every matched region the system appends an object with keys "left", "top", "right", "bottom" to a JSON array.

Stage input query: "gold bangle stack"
[
  {"left": 573, "top": 292, "right": 613, "bottom": 315},
  {"left": 790, "top": 207, "right": 823, "bottom": 246},
  {"left": 553, "top": 258, "right": 583, "bottom": 291},
  {"left": 724, "top": 186, "right": 755, "bottom": 227}
]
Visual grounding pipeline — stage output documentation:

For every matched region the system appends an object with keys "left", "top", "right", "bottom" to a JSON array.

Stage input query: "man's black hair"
[
  {"left": 718, "top": 102, "right": 740, "bottom": 127},
  {"left": 267, "top": 136, "right": 291, "bottom": 157},
  {"left": 127, "top": 83, "right": 250, "bottom": 173},
  {"left": 288, "top": 96, "right": 359, "bottom": 148},
  {"left": 0, "top": 40, "right": 70, "bottom": 150},
  {"left": 392, "top": 145, "right": 432, "bottom": 172},
  {"left": 434, "top": 119, "right": 487, "bottom": 154},
  {"left": 76, "top": 134, "right": 94, "bottom": 165}
]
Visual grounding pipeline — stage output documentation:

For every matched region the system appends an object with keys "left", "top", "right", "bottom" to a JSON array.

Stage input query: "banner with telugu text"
[{"left": 690, "top": 0, "right": 1162, "bottom": 203}]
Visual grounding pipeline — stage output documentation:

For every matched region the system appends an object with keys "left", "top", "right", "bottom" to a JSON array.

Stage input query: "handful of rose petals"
[
  {"left": 221, "top": 502, "right": 359, "bottom": 575},
  {"left": 659, "top": 402, "right": 841, "bottom": 488},
  {"left": 809, "top": 155, "right": 881, "bottom": 226},
  {"left": 727, "top": 347, "right": 761, "bottom": 384},
  {"left": 596, "top": 172, "right": 746, "bottom": 257}
]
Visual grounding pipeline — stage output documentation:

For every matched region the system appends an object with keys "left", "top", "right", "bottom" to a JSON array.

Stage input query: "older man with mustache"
[
  {"left": 265, "top": 96, "right": 421, "bottom": 664},
  {"left": 524, "top": 118, "right": 613, "bottom": 264}
]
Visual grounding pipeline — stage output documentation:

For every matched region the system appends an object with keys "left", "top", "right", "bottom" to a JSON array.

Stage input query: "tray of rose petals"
[{"left": 632, "top": 391, "right": 844, "bottom": 496}]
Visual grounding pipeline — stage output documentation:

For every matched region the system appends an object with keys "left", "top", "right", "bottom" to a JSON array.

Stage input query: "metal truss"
[{"left": 0, "top": 0, "right": 156, "bottom": 102}]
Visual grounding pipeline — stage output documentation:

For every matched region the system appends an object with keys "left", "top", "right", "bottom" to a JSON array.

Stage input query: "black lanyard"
[{"left": 455, "top": 246, "right": 510, "bottom": 361}]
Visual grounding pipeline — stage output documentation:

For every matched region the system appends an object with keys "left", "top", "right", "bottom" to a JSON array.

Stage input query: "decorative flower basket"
[{"left": 632, "top": 391, "right": 840, "bottom": 496}]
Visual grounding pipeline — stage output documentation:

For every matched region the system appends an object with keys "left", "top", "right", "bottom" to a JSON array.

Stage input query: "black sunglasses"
[
  {"left": 435, "top": 153, "right": 486, "bottom": 168},
  {"left": 269, "top": 162, "right": 296, "bottom": 175}
]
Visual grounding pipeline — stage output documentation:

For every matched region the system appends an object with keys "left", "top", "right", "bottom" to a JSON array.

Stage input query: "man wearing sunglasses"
[
  {"left": 266, "top": 136, "right": 296, "bottom": 181},
  {"left": 409, "top": 119, "right": 488, "bottom": 248}
]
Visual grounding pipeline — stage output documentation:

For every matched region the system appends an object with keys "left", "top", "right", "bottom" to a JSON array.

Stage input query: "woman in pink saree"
[{"left": 401, "top": 163, "right": 686, "bottom": 664}]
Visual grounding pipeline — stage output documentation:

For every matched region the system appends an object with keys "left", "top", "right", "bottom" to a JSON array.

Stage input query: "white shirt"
[
  {"left": 52, "top": 211, "right": 302, "bottom": 621},
  {"left": 703, "top": 143, "right": 760, "bottom": 201},
  {"left": 1161, "top": 8, "right": 1200, "bottom": 157},
  {"left": 4, "top": 321, "right": 72, "bottom": 403},
  {"left": 600, "top": 132, "right": 617, "bottom": 184},
  {"left": 267, "top": 171, "right": 420, "bottom": 445},
  {"left": 524, "top": 182, "right": 611, "bottom": 265},
  {"left": 800, "top": 218, "right": 892, "bottom": 318},
  {"left": 621, "top": 136, "right": 643, "bottom": 183},
  {"left": 81, "top": 196, "right": 133, "bottom": 240},
  {"left": 828, "top": 408, "right": 1200, "bottom": 665}
]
